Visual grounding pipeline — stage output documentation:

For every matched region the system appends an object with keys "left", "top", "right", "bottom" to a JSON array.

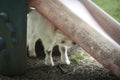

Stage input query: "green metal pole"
[{"left": 0, "top": 0, "right": 27, "bottom": 75}]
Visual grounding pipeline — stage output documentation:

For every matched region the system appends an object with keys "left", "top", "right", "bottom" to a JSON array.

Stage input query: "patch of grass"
[
  {"left": 70, "top": 53, "right": 84, "bottom": 64},
  {"left": 92, "top": 0, "right": 120, "bottom": 22}
]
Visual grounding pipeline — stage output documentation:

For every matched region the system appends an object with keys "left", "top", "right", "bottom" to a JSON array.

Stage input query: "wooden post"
[
  {"left": 80, "top": 0, "right": 120, "bottom": 44},
  {"left": 29, "top": 0, "right": 120, "bottom": 78}
]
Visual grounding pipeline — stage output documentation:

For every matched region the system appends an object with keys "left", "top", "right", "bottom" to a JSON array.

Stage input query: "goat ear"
[
  {"left": 72, "top": 42, "right": 76, "bottom": 45},
  {"left": 54, "top": 26, "right": 58, "bottom": 31},
  {"left": 61, "top": 40, "right": 65, "bottom": 43}
]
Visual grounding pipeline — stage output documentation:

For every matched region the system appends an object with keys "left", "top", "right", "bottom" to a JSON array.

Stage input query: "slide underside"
[{"left": 29, "top": 0, "right": 120, "bottom": 78}]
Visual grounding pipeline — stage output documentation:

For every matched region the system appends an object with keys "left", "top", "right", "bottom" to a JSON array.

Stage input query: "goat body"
[{"left": 27, "top": 9, "right": 73, "bottom": 66}]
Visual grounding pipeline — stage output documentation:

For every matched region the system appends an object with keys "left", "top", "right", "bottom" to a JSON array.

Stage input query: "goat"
[{"left": 27, "top": 9, "right": 73, "bottom": 66}]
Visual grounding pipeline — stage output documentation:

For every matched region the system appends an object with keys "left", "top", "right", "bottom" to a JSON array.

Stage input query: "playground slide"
[
  {"left": 59, "top": 0, "right": 118, "bottom": 45},
  {"left": 29, "top": 0, "right": 120, "bottom": 78},
  {"left": 80, "top": 0, "right": 120, "bottom": 44}
]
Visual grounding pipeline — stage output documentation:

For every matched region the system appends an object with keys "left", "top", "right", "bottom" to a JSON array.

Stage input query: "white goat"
[{"left": 27, "top": 9, "right": 73, "bottom": 66}]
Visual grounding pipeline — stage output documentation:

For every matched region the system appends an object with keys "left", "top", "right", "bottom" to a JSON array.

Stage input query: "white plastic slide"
[{"left": 59, "top": 0, "right": 118, "bottom": 45}]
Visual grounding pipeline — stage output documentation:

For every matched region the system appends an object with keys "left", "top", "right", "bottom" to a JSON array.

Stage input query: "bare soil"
[{"left": 0, "top": 42, "right": 119, "bottom": 80}]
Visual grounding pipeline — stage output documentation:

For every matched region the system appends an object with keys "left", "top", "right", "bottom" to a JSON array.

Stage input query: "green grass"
[
  {"left": 70, "top": 53, "right": 84, "bottom": 64},
  {"left": 92, "top": 0, "right": 120, "bottom": 22}
]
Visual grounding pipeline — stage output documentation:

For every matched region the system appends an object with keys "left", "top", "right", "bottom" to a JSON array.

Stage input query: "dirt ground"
[{"left": 0, "top": 43, "right": 119, "bottom": 80}]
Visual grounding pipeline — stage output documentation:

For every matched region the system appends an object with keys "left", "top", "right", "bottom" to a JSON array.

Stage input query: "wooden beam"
[
  {"left": 80, "top": 0, "right": 120, "bottom": 44},
  {"left": 29, "top": 0, "right": 120, "bottom": 78}
]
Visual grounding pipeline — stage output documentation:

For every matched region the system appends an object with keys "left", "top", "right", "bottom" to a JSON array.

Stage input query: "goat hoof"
[
  {"left": 45, "top": 61, "right": 54, "bottom": 66},
  {"left": 61, "top": 59, "right": 70, "bottom": 65}
]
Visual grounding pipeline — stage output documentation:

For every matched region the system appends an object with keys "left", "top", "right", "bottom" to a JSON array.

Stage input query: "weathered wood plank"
[
  {"left": 80, "top": 0, "right": 120, "bottom": 44},
  {"left": 29, "top": 0, "right": 120, "bottom": 78}
]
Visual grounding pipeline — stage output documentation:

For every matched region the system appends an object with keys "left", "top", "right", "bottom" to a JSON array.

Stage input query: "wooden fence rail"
[{"left": 80, "top": 0, "right": 120, "bottom": 44}]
